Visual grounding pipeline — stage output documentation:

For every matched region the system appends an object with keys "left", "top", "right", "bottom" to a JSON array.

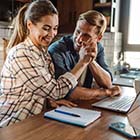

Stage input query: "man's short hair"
[{"left": 78, "top": 10, "right": 107, "bottom": 36}]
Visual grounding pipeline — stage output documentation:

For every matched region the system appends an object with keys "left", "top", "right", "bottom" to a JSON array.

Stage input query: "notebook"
[
  {"left": 44, "top": 106, "right": 101, "bottom": 127},
  {"left": 92, "top": 86, "right": 140, "bottom": 113}
]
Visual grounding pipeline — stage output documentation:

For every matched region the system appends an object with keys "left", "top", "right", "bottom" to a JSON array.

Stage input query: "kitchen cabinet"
[
  {"left": 0, "top": 0, "right": 120, "bottom": 33},
  {"left": 93, "top": 0, "right": 120, "bottom": 32},
  {"left": 0, "top": 0, "right": 31, "bottom": 22},
  {"left": 52, "top": 0, "right": 93, "bottom": 33},
  {"left": 52, "top": 0, "right": 120, "bottom": 33}
]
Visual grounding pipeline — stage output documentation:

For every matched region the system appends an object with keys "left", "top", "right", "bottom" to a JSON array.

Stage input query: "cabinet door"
[
  {"left": 110, "top": 0, "right": 120, "bottom": 32},
  {"left": 57, "top": 0, "right": 93, "bottom": 33},
  {"left": 57, "top": 0, "right": 72, "bottom": 33},
  {"left": 93, "top": 0, "right": 120, "bottom": 32}
]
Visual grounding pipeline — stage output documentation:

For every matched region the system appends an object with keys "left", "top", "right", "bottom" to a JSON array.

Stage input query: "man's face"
[
  {"left": 27, "top": 14, "right": 58, "bottom": 48},
  {"left": 73, "top": 20, "right": 99, "bottom": 51}
]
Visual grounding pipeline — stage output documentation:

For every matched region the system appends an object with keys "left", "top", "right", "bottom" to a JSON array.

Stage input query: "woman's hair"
[
  {"left": 78, "top": 10, "right": 107, "bottom": 36},
  {"left": 7, "top": 0, "right": 58, "bottom": 49}
]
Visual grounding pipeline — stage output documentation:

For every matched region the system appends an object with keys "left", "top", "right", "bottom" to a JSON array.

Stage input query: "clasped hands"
[{"left": 79, "top": 39, "right": 97, "bottom": 64}]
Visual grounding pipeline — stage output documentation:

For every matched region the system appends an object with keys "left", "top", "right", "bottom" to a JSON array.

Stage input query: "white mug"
[{"left": 133, "top": 78, "right": 140, "bottom": 94}]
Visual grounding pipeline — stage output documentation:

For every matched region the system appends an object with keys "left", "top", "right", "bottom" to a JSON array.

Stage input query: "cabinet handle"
[{"left": 112, "top": 7, "right": 115, "bottom": 27}]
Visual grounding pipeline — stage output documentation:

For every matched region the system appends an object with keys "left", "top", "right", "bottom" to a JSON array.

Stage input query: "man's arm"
[
  {"left": 89, "top": 43, "right": 112, "bottom": 88},
  {"left": 68, "top": 86, "right": 121, "bottom": 100},
  {"left": 89, "top": 60, "right": 112, "bottom": 88}
]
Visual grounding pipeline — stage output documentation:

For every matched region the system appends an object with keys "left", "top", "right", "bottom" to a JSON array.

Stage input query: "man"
[{"left": 49, "top": 10, "right": 120, "bottom": 100}]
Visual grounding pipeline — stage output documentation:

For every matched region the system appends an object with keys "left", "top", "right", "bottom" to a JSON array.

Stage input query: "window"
[
  {"left": 124, "top": 52, "right": 140, "bottom": 69},
  {"left": 128, "top": 0, "right": 140, "bottom": 44},
  {"left": 122, "top": 0, "right": 140, "bottom": 68}
]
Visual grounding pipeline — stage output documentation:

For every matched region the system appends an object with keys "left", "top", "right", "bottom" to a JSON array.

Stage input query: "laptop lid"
[
  {"left": 92, "top": 86, "right": 140, "bottom": 113},
  {"left": 127, "top": 107, "right": 140, "bottom": 129},
  {"left": 128, "top": 90, "right": 140, "bottom": 114}
]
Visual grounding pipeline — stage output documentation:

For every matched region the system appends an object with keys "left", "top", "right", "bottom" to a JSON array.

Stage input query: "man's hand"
[
  {"left": 106, "top": 86, "right": 121, "bottom": 97},
  {"left": 87, "top": 40, "right": 98, "bottom": 61},
  {"left": 79, "top": 40, "right": 98, "bottom": 64}
]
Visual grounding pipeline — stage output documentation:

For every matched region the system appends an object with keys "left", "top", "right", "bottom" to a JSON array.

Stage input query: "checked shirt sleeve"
[{"left": 2, "top": 45, "right": 78, "bottom": 100}]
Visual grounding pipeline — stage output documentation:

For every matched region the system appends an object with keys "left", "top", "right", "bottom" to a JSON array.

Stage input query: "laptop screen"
[{"left": 128, "top": 90, "right": 140, "bottom": 113}]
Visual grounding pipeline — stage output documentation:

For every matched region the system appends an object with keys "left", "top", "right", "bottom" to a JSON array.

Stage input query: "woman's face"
[{"left": 27, "top": 14, "right": 58, "bottom": 48}]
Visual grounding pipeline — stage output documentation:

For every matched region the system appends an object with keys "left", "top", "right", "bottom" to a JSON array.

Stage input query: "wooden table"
[{"left": 0, "top": 100, "right": 140, "bottom": 140}]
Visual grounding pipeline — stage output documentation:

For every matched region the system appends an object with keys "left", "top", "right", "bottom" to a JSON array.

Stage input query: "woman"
[{"left": 0, "top": 0, "right": 93, "bottom": 127}]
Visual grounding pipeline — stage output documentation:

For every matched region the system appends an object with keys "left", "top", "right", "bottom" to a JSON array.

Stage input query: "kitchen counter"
[{"left": 113, "top": 75, "right": 134, "bottom": 87}]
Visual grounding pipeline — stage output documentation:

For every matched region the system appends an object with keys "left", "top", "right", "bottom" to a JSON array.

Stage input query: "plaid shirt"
[{"left": 0, "top": 37, "right": 77, "bottom": 127}]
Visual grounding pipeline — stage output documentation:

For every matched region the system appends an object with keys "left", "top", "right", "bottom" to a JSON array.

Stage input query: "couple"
[{"left": 0, "top": 0, "right": 120, "bottom": 127}]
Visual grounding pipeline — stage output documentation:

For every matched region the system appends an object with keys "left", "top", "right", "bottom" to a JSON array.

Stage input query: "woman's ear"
[
  {"left": 97, "top": 34, "right": 103, "bottom": 42},
  {"left": 27, "top": 20, "right": 33, "bottom": 30}
]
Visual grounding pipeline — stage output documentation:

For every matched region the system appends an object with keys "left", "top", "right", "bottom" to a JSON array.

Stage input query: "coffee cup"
[{"left": 133, "top": 78, "right": 140, "bottom": 94}]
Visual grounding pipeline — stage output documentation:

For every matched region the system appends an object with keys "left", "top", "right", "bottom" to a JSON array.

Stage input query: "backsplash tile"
[{"left": 101, "top": 32, "right": 122, "bottom": 74}]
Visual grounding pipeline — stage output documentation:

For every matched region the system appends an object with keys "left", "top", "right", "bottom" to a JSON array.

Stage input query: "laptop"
[{"left": 92, "top": 86, "right": 140, "bottom": 113}]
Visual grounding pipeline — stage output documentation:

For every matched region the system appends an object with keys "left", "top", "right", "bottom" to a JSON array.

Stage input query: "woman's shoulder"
[{"left": 8, "top": 42, "right": 27, "bottom": 57}]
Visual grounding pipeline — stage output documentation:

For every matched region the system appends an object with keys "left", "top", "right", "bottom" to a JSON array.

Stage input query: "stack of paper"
[{"left": 44, "top": 106, "right": 101, "bottom": 127}]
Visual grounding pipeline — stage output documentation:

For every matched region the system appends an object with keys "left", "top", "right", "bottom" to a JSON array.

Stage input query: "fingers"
[
  {"left": 80, "top": 45, "right": 97, "bottom": 56},
  {"left": 86, "top": 48, "right": 97, "bottom": 58},
  {"left": 79, "top": 47, "right": 92, "bottom": 63},
  {"left": 82, "top": 41, "right": 97, "bottom": 61},
  {"left": 82, "top": 38, "right": 97, "bottom": 47},
  {"left": 55, "top": 99, "right": 78, "bottom": 108},
  {"left": 49, "top": 100, "right": 59, "bottom": 108},
  {"left": 109, "top": 86, "right": 122, "bottom": 97},
  {"left": 105, "top": 85, "right": 121, "bottom": 97},
  {"left": 79, "top": 40, "right": 97, "bottom": 63},
  {"left": 111, "top": 91, "right": 120, "bottom": 97}
]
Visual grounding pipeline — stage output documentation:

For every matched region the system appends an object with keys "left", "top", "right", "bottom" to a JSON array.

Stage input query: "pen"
[{"left": 54, "top": 109, "right": 80, "bottom": 117}]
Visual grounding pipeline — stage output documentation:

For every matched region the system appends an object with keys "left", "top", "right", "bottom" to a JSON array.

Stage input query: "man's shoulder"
[
  {"left": 97, "top": 42, "right": 104, "bottom": 51},
  {"left": 97, "top": 42, "right": 103, "bottom": 48},
  {"left": 48, "top": 34, "right": 73, "bottom": 54}
]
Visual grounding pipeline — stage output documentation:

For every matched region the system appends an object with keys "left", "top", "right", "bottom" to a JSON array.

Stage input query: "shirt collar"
[{"left": 24, "top": 37, "right": 48, "bottom": 54}]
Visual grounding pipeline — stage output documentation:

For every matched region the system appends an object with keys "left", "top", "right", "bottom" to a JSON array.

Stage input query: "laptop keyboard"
[{"left": 109, "top": 96, "right": 135, "bottom": 110}]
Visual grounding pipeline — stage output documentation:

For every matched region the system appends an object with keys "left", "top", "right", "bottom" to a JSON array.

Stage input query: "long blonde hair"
[
  {"left": 7, "top": 0, "right": 58, "bottom": 50},
  {"left": 7, "top": 4, "right": 28, "bottom": 49}
]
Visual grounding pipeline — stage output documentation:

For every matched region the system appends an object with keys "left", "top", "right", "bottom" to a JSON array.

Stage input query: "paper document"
[{"left": 44, "top": 106, "right": 101, "bottom": 127}]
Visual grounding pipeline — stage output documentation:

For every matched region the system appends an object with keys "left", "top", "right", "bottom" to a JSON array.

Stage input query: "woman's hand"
[
  {"left": 49, "top": 99, "right": 78, "bottom": 108},
  {"left": 79, "top": 46, "right": 91, "bottom": 64}
]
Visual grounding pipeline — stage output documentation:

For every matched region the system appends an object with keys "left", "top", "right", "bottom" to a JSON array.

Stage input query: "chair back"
[{"left": 2, "top": 38, "right": 9, "bottom": 61}]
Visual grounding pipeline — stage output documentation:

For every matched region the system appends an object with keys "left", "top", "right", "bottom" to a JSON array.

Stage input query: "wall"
[
  {"left": 100, "top": 32, "right": 122, "bottom": 74},
  {"left": 119, "top": 0, "right": 130, "bottom": 52}
]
